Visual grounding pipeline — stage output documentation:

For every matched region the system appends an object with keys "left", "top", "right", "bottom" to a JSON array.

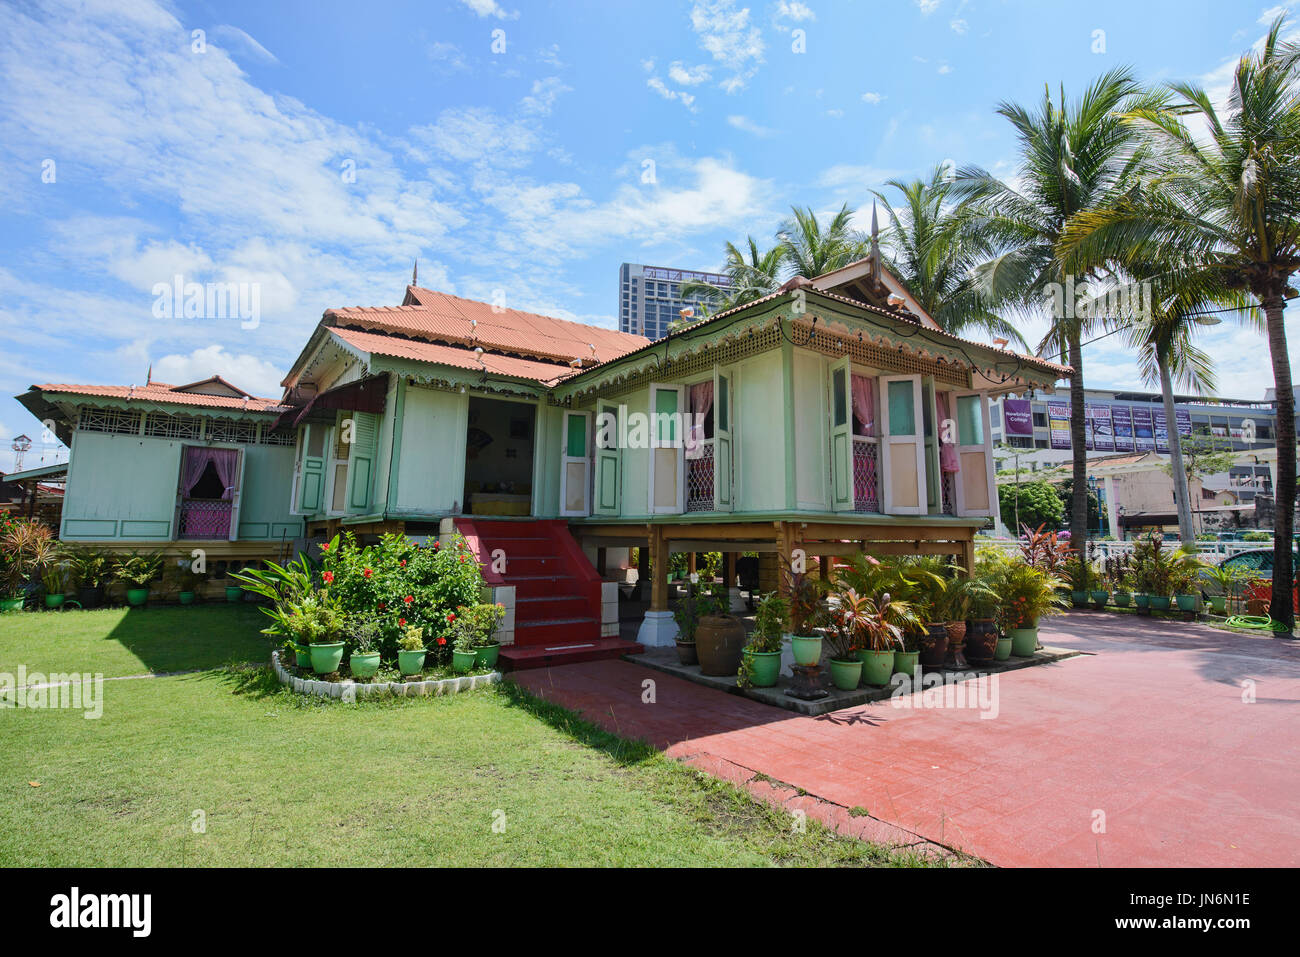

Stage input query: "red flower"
[
  {"left": 399, "top": 617, "right": 406, "bottom": 626},
  {"left": 446, "top": 612, "right": 455, "bottom": 622},
  {"left": 400, "top": 559, "right": 406, "bottom": 567},
  {"left": 404, "top": 594, "right": 414, "bottom": 604},
  {"left": 321, "top": 542, "right": 330, "bottom": 552},
  {"left": 459, "top": 555, "right": 467, "bottom": 563},
  {"left": 437, "top": 636, "right": 446, "bottom": 645},
  {"left": 378, "top": 602, "right": 386, "bottom": 611},
  {"left": 363, "top": 568, "right": 373, "bottom": 578},
  {"left": 322, "top": 571, "right": 334, "bottom": 584}
]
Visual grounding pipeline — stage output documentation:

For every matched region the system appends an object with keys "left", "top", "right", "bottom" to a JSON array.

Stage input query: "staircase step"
[
  {"left": 473, "top": 536, "right": 555, "bottom": 557},
  {"left": 508, "top": 576, "right": 581, "bottom": 598},
  {"left": 498, "top": 555, "right": 567, "bottom": 576},
  {"left": 514, "top": 616, "right": 600, "bottom": 645},
  {"left": 515, "top": 594, "right": 590, "bottom": 621},
  {"left": 499, "top": 638, "right": 644, "bottom": 671}
]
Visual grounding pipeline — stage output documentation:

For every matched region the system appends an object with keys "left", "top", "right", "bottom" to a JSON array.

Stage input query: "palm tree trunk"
[
  {"left": 1068, "top": 329, "right": 1088, "bottom": 552},
  {"left": 1264, "top": 294, "right": 1295, "bottom": 634},
  {"left": 1160, "top": 355, "right": 1195, "bottom": 544}
]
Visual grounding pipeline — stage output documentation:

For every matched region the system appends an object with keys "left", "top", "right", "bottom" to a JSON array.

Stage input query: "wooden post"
[
  {"left": 650, "top": 525, "right": 669, "bottom": 612},
  {"left": 688, "top": 551, "right": 697, "bottom": 576},
  {"left": 725, "top": 551, "right": 737, "bottom": 588},
  {"left": 959, "top": 535, "right": 976, "bottom": 578},
  {"left": 775, "top": 521, "right": 797, "bottom": 599},
  {"left": 596, "top": 547, "right": 607, "bottom": 577}
]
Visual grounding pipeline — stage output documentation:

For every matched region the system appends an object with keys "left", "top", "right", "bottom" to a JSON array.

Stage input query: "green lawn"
[{"left": 0, "top": 605, "right": 942, "bottom": 867}]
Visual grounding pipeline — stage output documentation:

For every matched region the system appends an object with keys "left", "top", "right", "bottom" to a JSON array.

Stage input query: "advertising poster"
[
  {"left": 1089, "top": 403, "right": 1115, "bottom": 452},
  {"left": 1047, "top": 401, "right": 1071, "bottom": 450},
  {"left": 1153, "top": 408, "right": 1170, "bottom": 453},
  {"left": 1110, "top": 405, "right": 1134, "bottom": 451},
  {"left": 1003, "top": 398, "right": 1034, "bottom": 436},
  {"left": 1132, "top": 406, "right": 1155, "bottom": 451}
]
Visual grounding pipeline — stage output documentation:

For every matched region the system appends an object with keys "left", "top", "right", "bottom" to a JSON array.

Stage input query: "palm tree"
[
  {"left": 1061, "top": 16, "right": 1300, "bottom": 629},
  {"left": 678, "top": 236, "right": 785, "bottom": 318},
  {"left": 953, "top": 66, "right": 1146, "bottom": 553},
  {"left": 872, "top": 165, "right": 1028, "bottom": 347},
  {"left": 777, "top": 203, "right": 867, "bottom": 279}
]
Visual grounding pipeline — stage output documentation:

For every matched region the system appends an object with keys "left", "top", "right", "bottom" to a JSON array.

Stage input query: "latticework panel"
[
  {"left": 77, "top": 407, "right": 142, "bottom": 435},
  {"left": 793, "top": 323, "right": 969, "bottom": 388},
  {"left": 208, "top": 418, "right": 259, "bottom": 444},
  {"left": 853, "top": 438, "right": 880, "bottom": 513},
  {"left": 686, "top": 443, "right": 715, "bottom": 512},
  {"left": 942, "top": 471, "right": 956, "bottom": 515},
  {"left": 144, "top": 412, "right": 204, "bottom": 439}
]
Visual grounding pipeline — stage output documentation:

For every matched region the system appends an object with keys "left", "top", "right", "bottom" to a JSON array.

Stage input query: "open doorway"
[{"left": 463, "top": 397, "right": 536, "bottom": 515}]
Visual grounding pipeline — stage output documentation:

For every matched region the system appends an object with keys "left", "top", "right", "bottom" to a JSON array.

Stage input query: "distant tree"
[{"left": 999, "top": 480, "right": 1065, "bottom": 532}]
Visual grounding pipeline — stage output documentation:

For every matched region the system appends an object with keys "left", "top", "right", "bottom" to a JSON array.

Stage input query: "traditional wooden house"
[{"left": 17, "top": 258, "right": 1067, "bottom": 664}]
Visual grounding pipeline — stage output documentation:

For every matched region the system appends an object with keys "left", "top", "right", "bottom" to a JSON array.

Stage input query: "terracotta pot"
[
  {"left": 917, "top": 624, "right": 948, "bottom": 668},
  {"left": 944, "top": 620, "right": 966, "bottom": 645},
  {"left": 964, "top": 618, "right": 998, "bottom": 663},
  {"left": 675, "top": 640, "right": 698, "bottom": 666},
  {"left": 695, "top": 615, "right": 747, "bottom": 676}
]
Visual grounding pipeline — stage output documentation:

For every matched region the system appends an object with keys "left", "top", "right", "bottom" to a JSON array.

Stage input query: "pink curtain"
[
  {"left": 851, "top": 374, "right": 876, "bottom": 437},
  {"left": 210, "top": 448, "right": 240, "bottom": 501},
  {"left": 689, "top": 381, "right": 713, "bottom": 450},
  {"left": 181, "top": 446, "right": 214, "bottom": 497},
  {"left": 936, "top": 392, "right": 960, "bottom": 473}
]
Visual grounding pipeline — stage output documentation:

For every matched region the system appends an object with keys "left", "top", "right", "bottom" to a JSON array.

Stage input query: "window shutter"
[{"left": 346, "top": 411, "right": 379, "bottom": 513}]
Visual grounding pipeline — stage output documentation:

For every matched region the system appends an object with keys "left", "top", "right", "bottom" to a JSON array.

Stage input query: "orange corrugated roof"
[
  {"left": 329, "top": 327, "right": 576, "bottom": 384},
  {"left": 30, "top": 381, "right": 288, "bottom": 412},
  {"left": 323, "top": 286, "right": 649, "bottom": 366}
]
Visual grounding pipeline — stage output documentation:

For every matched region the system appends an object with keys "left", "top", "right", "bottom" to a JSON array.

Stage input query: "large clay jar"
[
  {"left": 695, "top": 614, "right": 748, "bottom": 676},
  {"left": 917, "top": 623, "right": 949, "bottom": 668},
  {"left": 964, "top": 618, "right": 999, "bottom": 663}
]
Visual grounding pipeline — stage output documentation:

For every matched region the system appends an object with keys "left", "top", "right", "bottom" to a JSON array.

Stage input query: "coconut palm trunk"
[
  {"left": 1159, "top": 355, "right": 1196, "bottom": 543},
  {"left": 1264, "top": 293, "right": 1295, "bottom": 632},
  {"left": 1068, "top": 332, "right": 1088, "bottom": 547}
]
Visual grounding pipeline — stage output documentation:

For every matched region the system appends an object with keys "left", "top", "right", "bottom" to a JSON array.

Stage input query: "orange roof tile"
[
  {"left": 329, "top": 328, "right": 577, "bottom": 384},
  {"left": 324, "top": 286, "right": 648, "bottom": 366},
  {"left": 30, "top": 381, "right": 288, "bottom": 413}
]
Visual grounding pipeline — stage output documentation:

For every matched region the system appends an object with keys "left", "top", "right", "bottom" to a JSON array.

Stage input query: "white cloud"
[
  {"left": 915, "top": 0, "right": 941, "bottom": 14},
  {"left": 459, "top": 0, "right": 517, "bottom": 19},
  {"left": 690, "top": 0, "right": 765, "bottom": 92},
  {"left": 520, "top": 77, "right": 571, "bottom": 115},
  {"left": 774, "top": 1, "right": 816, "bottom": 22},
  {"left": 950, "top": 17, "right": 968, "bottom": 34},
  {"left": 668, "top": 61, "right": 712, "bottom": 85},
  {"left": 938, "top": 63, "right": 953, "bottom": 74},
  {"left": 210, "top": 25, "right": 278, "bottom": 65},
  {"left": 646, "top": 76, "right": 698, "bottom": 111},
  {"left": 408, "top": 107, "right": 541, "bottom": 164},
  {"left": 727, "top": 114, "right": 775, "bottom": 136},
  {"left": 825, "top": 108, "right": 843, "bottom": 118},
  {"left": 152, "top": 345, "right": 286, "bottom": 398},
  {"left": 427, "top": 41, "right": 468, "bottom": 72},
  {"left": 861, "top": 91, "right": 886, "bottom": 104}
]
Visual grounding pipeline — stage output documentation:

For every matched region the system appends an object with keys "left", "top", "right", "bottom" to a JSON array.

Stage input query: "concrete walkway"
[{"left": 512, "top": 612, "right": 1300, "bottom": 867}]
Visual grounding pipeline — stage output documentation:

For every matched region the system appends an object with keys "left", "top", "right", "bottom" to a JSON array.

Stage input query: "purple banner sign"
[
  {"left": 1089, "top": 404, "right": 1115, "bottom": 452},
  {"left": 1132, "top": 407, "right": 1155, "bottom": 451},
  {"left": 1047, "top": 401, "right": 1071, "bottom": 450},
  {"left": 1003, "top": 398, "right": 1034, "bottom": 436},
  {"left": 1111, "top": 405, "right": 1135, "bottom": 452}
]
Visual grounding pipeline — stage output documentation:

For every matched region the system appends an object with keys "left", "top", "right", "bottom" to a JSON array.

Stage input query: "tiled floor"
[{"left": 512, "top": 612, "right": 1300, "bottom": 866}]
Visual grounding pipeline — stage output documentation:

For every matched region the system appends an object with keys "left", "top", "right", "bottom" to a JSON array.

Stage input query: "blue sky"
[{"left": 0, "top": 0, "right": 1292, "bottom": 470}]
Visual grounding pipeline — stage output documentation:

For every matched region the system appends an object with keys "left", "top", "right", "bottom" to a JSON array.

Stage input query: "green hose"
[{"left": 1224, "top": 615, "right": 1292, "bottom": 632}]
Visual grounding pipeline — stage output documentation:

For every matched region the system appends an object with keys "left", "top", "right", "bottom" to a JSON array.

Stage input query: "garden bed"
[{"left": 271, "top": 650, "right": 500, "bottom": 699}]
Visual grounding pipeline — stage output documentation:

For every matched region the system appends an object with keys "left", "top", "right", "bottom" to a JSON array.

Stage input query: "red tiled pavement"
[{"left": 511, "top": 612, "right": 1300, "bottom": 867}]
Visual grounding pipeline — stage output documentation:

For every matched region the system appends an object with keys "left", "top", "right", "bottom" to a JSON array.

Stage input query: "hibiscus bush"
[{"left": 318, "top": 531, "right": 485, "bottom": 661}]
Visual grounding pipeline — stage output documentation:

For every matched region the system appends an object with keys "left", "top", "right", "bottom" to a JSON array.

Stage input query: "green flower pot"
[
  {"left": 399, "top": 648, "right": 428, "bottom": 676},
  {"left": 743, "top": 649, "right": 781, "bottom": 688},
  {"left": 828, "top": 658, "right": 863, "bottom": 691},
  {"left": 474, "top": 643, "right": 501, "bottom": 670},
  {"left": 1175, "top": 594, "right": 1196, "bottom": 612},
  {"left": 1208, "top": 595, "right": 1226, "bottom": 614},
  {"left": 994, "top": 636, "right": 1012, "bottom": 661},
  {"left": 0, "top": 597, "right": 23, "bottom": 613},
  {"left": 126, "top": 588, "right": 149, "bottom": 607},
  {"left": 225, "top": 585, "right": 242, "bottom": 603},
  {"left": 1009, "top": 626, "right": 1038, "bottom": 657},
  {"left": 292, "top": 643, "right": 311, "bottom": 668},
  {"left": 1114, "top": 591, "right": 1132, "bottom": 608},
  {"left": 349, "top": 651, "right": 381, "bottom": 679},
  {"left": 1071, "top": 589, "right": 1088, "bottom": 608},
  {"left": 893, "top": 649, "right": 919, "bottom": 676},
  {"left": 790, "top": 634, "right": 822, "bottom": 667},
  {"left": 857, "top": 648, "right": 895, "bottom": 686},
  {"left": 43, "top": 593, "right": 65, "bottom": 609},
  {"left": 1090, "top": 590, "right": 1109, "bottom": 609},
  {"left": 1134, "top": 593, "right": 1150, "bottom": 610},
  {"left": 178, "top": 590, "right": 196, "bottom": 605},
  {"left": 450, "top": 649, "right": 475, "bottom": 673},
  {"left": 1149, "top": 595, "right": 1171, "bottom": 612},
  {"left": 309, "top": 641, "right": 345, "bottom": 675}
]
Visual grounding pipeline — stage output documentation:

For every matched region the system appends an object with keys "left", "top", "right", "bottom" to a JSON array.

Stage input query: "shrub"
[{"left": 319, "top": 532, "right": 485, "bottom": 661}]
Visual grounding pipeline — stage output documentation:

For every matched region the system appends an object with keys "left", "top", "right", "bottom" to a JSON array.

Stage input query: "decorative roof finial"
[
  {"left": 412, "top": 259, "right": 418, "bottom": 286},
  {"left": 871, "top": 202, "right": 881, "bottom": 288},
  {"left": 145, "top": 363, "right": 152, "bottom": 386}
]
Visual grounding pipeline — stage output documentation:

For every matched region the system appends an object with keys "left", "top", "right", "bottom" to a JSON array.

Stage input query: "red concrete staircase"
[{"left": 453, "top": 518, "right": 643, "bottom": 671}]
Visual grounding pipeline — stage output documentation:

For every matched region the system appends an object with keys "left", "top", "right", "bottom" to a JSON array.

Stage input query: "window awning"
[{"left": 271, "top": 373, "right": 388, "bottom": 432}]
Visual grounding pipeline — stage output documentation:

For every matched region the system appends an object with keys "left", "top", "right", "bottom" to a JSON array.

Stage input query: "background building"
[{"left": 618, "top": 263, "right": 731, "bottom": 340}]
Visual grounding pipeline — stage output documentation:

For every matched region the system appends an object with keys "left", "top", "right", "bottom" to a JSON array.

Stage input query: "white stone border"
[{"left": 271, "top": 650, "right": 502, "bottom": 699}]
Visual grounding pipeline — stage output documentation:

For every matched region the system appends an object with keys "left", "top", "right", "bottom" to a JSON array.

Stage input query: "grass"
[{"left": 0, "top": 604, "right": 941, "bottom": 867}]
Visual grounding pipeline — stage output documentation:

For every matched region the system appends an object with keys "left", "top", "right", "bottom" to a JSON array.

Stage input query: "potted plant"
[
  {"left": 963, "top": 563, "right": 1002, "bottom": 663},
  {"left": 450, "top": 623, "right": 477, "bottom": 674},
  {"left": 294, "top": 593, "right": 345, "bottom": 675},
  {"left": 896, "top": 629, "right": 921, "bottom": 675},
  {"left": 737, "top": 592, "right": 787, "bottom": 688},
  {"left": 695, "top": 583, "right": 747, "bottom": 677},
  {"left": 402, "top": 625, "right": 432, "bottom": 675},
  {"left": 995, "top": 559, "right": 1067, "bottom": 657},
  {"left": 176, "top": 558, "right": 206, "bottom": 605},
  {"left": 449, "top": 602, "right": 506, "bottom": 670},
  {"left": 231, "top": 554, "right": 315, "bottom": 666},
  {"left": 0, "top": 519, "right": 56, "bottom": 612},
  {"left": 901, "top": 561, "right": 948, "bottom": 668},
  {"left": 854, "top": 589, "right": 921, "bottom": 686},
  {"left": 1088, "top": 554, "right": 1109, "bottom": 609},
  {"left": 1107, "top": 552, "right": 1133, "bottom": 608},
  {"left": 1203, "top": 563, "right": 1245, "bottom": 615},
  {"left": 1170, "top": 548, "right": 1203, "bottom": 612},
  {"left": 41, "top": 562, "right": 68, "bottom": 609},
  {"left": 821, "top": 589, "right": 865, "bottom": 691},
  {"left": 347, "top": 614, "right": 382, "bottom": 679},
  {"left": 784, "top": 562, "right": 827, "bottom": 667},
  {"left": 112, "top": 551, "right": 164, "bottom": 607},
  {"left": 671, "top": 580, "right": 703, "bottom": 666},
  {"left": 67, "top": 546, "right": 110, "bottom": 609}
]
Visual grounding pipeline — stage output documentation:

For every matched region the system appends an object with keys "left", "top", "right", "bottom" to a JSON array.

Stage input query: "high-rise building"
[{"left": 619, "top": 263, "right": 732, "bottom": 340}]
